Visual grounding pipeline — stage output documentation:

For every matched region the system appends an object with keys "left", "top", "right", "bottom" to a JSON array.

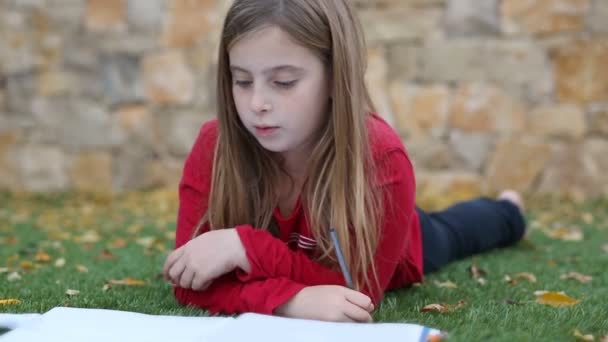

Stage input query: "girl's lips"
[{"left": 254, "top": 126, "right": 280, "bottom": 137}]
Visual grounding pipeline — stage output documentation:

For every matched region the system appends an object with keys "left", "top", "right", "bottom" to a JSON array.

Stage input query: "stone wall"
[{"left": 0, "top": 0, "right": 607, "bottom": 198}]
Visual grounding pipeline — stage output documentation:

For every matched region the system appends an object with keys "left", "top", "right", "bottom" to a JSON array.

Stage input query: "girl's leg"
[{"left": 418, "top": 191, "right": 526, "bottom": 274}]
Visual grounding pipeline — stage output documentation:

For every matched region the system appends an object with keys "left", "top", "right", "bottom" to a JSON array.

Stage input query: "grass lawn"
[{"left": 1, "top": 190, "right": 607, "bottom": 341}]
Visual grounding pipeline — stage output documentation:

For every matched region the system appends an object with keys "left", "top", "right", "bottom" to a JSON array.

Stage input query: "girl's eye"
[
  {"left": 234, "top": 80, "right": 252, "bottom": 88},
  {"left": 275, "top": 80, "right": 297, "bottom": 88}
]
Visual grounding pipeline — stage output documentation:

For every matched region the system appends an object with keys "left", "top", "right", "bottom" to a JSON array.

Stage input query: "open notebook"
[{"left": 0, "top": 307, "right": 444, "bottom": 342}]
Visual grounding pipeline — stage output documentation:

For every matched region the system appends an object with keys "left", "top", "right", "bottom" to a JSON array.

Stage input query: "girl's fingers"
[
  {"left": 168, "top": 259, "right": 186, "bottom": 284},
  {"left": 179, "top": 267, "right": 195, "bottom": 289},
  {"left": 162, "top": 248, "right": 184, "bottom": 280},
  {"left": 343, "top": 302, "right": 373, "bottom": 323},
  {"left": 191, "top": 273, "right": 211, "bottom": 291},
  {"left": 344, "top": 289, "right": 373, "bottom": 312}
]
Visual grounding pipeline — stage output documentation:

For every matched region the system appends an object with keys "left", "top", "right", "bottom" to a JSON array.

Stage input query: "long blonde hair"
[{"left": 197, "top": 0, "right": 383, "bottom": 291}]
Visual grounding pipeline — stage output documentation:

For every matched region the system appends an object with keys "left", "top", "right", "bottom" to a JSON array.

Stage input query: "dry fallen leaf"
[
  {"left": 108, "top": 278, "right": 146, "bottom": 286},
  {"left": 54, "top": 258, "right": 66, "bottom": 268},
  {"left": 35, "top": 250, "right": 51, "bottom": 262},
  {"left": 0, "top": 299, "right": 21, "bottom": 305},
  {"left": 561, "top": 272, "right": 592, "bottom": 284},
  {"left": 421, "top": 300, "right": 465, "bottom": 313},
  {"left": 535, "top": 291, "right": 579, "bottom": 307},
  {"left": 95, "top": 249, "right": 117, "bottom": 261},
  {"left": 0, "top": 267, "right": 9, "bottom": 274},
  {"left": 476, "top": 278, "right": 487, "bottom": 286},
  {"left": 76, "top": 264, "right": 89, "bottom": 273},
  {"left": 602, "top": 244, "right": 608, "bottom": 254},
  {"left": 468, "top": 265, "right": 487, "bottom": 279},
  {"left": 20, "top": 261, "right": 34, "bottom": 270},
  {"left": 65, "top": 289, "right": 80, "bottom": 296},
  {"left": 514, "top": 272, "right": 537, "bottom": 283},
  {"left": 102, "top": 284, "right": 112, "bottom": 291},
  {"left": 599, "top": 335, "right": 608, "bottom": 342},
  {"left": 545, "top": 227, "right": 584, "bottom": 241},
  {"left": 108, "top": 238, "right": 127, "bottom": 249},
  {"left": 434, "top": 280, "right": 458, "bottom": 289},
  {"left": 573, "top": 329, "right": 594, "bottom": 341},
  {"left": 7, "top": 272, "right": 21, "bottom": 282},
  {"left": 421, "top": 304, "right": 448, "bottom": 313},
  {"left": 74, "top": 231, "right": 100, "bottom": 243},
  {"left": 581, "top": 213, "right": 594, "bottom": 224}
]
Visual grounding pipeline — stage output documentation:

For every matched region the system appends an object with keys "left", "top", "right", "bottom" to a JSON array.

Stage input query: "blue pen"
[{"left": 329, "top": 227, "right": 354, "bottom": 289}]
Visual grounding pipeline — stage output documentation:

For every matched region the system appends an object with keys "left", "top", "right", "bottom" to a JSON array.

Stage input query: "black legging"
[{"left": 417, "top": 198, "right": 526, "bottom": 274}]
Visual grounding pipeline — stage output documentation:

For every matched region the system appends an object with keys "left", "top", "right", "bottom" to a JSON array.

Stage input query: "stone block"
[
  {"left": 552, "top": 39, "right": 608, "bottom": 104},
  {"left": 445, "top": 0, "right": 499, "bottom": 36},
  {"left": 85, "top": 0, "right": 126, "bottom": 33},
  {"left": 485, "top": 137, "right": 551, "bottom": 192},
  {"left": 142, "top": 50, "right": 194, "bottom": 105},
  {"left": 69, "top": 152, "right": 113, "bottom": 192},
  {"left": 502, "top": 0, "right": 590, "bottom": 35},
  {"left": 528, "top": 104, "right": 587, "bottom": 139},
  {"left": 449, "top": 83, "right": 526, "bottom": 134}
]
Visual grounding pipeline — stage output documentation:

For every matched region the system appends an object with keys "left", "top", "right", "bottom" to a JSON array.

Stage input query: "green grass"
[{"left": 1, "top": 191, "right": 607, "bottom": 341}]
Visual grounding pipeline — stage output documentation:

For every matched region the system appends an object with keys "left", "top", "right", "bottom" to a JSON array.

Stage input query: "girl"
[{"left": 162, "top": 0, "right": 526, "bottom": 323}]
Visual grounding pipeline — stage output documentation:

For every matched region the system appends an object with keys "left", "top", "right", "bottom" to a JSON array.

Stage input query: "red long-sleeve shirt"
[{"left": 173, "top": 114, "right": 423, "bottom": 315}]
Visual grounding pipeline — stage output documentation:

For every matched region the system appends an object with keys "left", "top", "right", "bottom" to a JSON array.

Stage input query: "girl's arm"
[
  {"left": 173, "top": 273, "right": 306, "bottom": 315},
  {"left": 233, "top": 149, "right": 423, "bottom": 304}
]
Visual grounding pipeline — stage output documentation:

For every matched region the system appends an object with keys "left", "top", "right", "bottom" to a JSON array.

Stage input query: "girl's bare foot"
[
  {"left": 498, "top": 190, "right": 524, "bottom": 213},
  {"left": 498, "top": 190, "right": 528, "bottom": 239}
]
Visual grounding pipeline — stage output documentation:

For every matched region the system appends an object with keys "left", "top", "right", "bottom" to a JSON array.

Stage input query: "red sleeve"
[
  {"left": 235, "top": 149, "right": 420, "bottom": 304},
  {"left": 172, "top": 120, "right": 306, "bottom": 315}
]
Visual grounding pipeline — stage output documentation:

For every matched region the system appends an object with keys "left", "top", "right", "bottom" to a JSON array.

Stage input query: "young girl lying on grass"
[{"left": 163, "top": 0, "right": 526, "bottom": 323}]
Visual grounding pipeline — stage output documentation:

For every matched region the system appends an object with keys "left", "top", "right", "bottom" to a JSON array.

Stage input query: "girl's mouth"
[{"left": 254, "top": 126, "right": 280, "bottom": 136}]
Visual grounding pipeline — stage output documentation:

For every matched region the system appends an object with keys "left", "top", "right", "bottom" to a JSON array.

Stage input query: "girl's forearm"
[{"left": 230, "top": 228, "right": 251, "bottom": 273}]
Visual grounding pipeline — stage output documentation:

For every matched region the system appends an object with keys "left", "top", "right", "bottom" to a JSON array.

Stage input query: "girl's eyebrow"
[{"left": 230, "top": 65, "right": 305, "bottom": 75}]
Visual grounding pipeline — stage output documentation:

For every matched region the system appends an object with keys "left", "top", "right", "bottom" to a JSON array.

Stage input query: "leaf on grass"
[
  {"left": 561, "top": 272, "right": 592, "bottom": 284},
  {"left": 0, "top": 299, "right": 21, "bottom": 305},
  {"left": 54, "top": 258, "right": 66, "bottom": 268},
  {"left": 581, "top": 213, "right": 594, "bottom": 224},
  {"left": 468, "top": 265, "right": 487, "bottom": 279},
  {"left": 20, "top": 261, "right": 34, "bottom": 270},
  {"left": 35, "top": 250, "right": 51, "bottom": 262},
  {"left": 108, "top": 278, "right": 146, "bottom": 286},
  {"left": 434, "top": 280, "right": 458, "bottom": 289},
  {"left": 102, "top": 284, "right": 112, "bottom": 291},
  {"left": 74, "top": 231, "right": 100, "bottom": 244},
  {"left": 0, "top": 267, "right": 9, "bottom": 274},
  {"left": 76, "top": 264, "right": 89, "bottom": 273},
  {"left": 108, "top": 238, "right": 127, "bottom": 249},
  {"left": 535, "top": 291, "right": 579, "bottom": 307},
  {"left": 136, "top": 237, "right": 158, "bottom": 248},
  {"left": 421, "top": 304, "right": 448, "bottom": 313},
  {"left": 95, "top": 249, "right": 117, "bottom": 261},
  {"left": 545, "top": 227, "right": 583, "bottom": 241},
  {"left": 65, "top": 289, "right": 80, "bottom": 296},
  {"left": 602, "top": 244, "right": 608, "bottom": 254},
  {"left": 7, "top": 272, "right": 21, "bottom": 282},
  {"left": 514, "top": 272, "right": 537, "bottom": 283},
  {"left": 421, "top": 300, "right": 465, "bottom": 313},
  {"left": 476, "top": 278, "right": 487, "bottom": 286},
  {"left": 573, "top": 329, "right": 594, "bottom": 341}
]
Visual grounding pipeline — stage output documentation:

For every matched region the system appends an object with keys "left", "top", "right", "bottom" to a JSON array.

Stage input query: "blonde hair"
[{"left": 196, "top": 0, "right": 383, "bottom": 291}]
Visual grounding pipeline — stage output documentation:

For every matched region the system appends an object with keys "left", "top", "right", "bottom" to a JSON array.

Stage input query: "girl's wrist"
[{"left": 229, "top": 228, "right": 251, "bottom": 273}]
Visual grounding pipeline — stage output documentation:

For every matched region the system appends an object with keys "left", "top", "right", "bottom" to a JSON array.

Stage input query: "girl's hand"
[
  {"left": 275, "top": 285, "right": 375, "bottom": 323},
  {"left": 162, "top": 229, "right": 249, "bottom": 290}
]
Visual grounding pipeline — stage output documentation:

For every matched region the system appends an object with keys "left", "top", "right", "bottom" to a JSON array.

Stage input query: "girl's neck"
[{"left": 281, "top": 143, "right": 313, "bottom": 182}]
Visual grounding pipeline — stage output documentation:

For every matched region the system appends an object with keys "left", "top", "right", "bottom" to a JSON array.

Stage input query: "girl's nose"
[{"left": 250, "top": 87, "right": 272, "bottom": 114}]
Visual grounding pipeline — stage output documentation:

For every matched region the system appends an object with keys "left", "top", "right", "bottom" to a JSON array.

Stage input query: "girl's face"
[{"left": 229, "top": 25, "right": 331, "bottom": 159}]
